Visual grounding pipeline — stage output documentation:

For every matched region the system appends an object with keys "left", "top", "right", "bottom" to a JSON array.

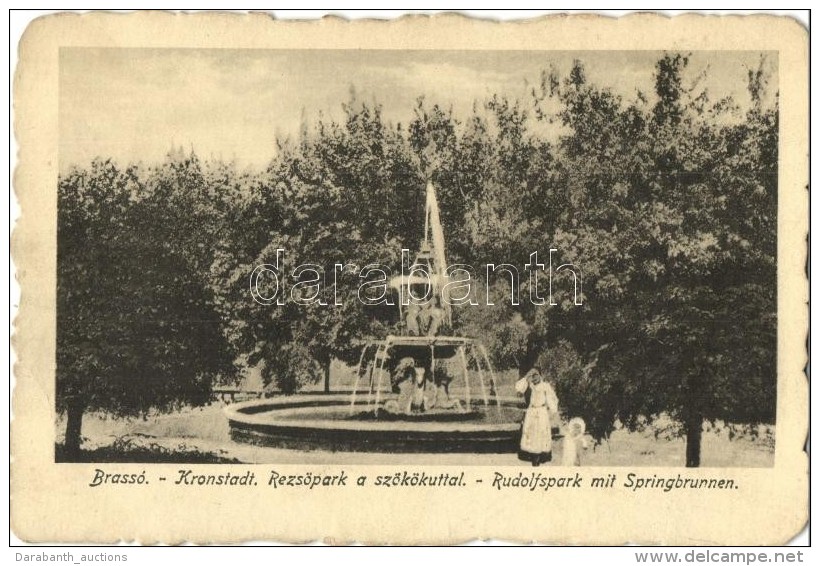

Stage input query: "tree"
[
  {"left": 525, "top": 54, "right": 778, "bottom": 466},
  {"left": 231, "top": 97, "right": 414, "bottom": 392},
  {"left": 57, "top": 156, "right": 236, "bottom": 457}
]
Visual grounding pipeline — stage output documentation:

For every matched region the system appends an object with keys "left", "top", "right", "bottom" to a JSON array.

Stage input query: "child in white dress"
[{"left": 562, "top": 417, "right": 589, "bottom": 466}]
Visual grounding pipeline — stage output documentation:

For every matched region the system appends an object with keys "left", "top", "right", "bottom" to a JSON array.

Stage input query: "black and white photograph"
[
  {"left": 54, "top": 46, "right": 779, "bottom": 468},
  {"left": 11, "top": 11, "right": 808, "bottom": 546}
]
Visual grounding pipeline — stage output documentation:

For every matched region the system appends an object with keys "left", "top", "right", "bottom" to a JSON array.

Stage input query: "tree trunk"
[
  {"left": 685, "top": 365, "right": 706, "bottom": 468},
  {"left": 685, "top": 410, "right": 702, "bottom": 468},
  {"left": 63, "top": 399, "right": 86, "bottom": 460},
  {"left": 323, "top": 359, "right": 331, "bottom": 393}
]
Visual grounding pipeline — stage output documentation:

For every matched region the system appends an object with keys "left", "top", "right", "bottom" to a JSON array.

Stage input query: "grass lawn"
[
  {"left": 56, "top": 401, "right": 774, "bottom": 467},
  {"left": 54, "top": 361, "right": 773, "bottom": 466}
]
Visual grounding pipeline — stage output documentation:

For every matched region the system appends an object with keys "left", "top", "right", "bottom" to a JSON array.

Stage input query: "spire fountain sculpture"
[
  {"left": 224, "top": 180, "right": 522, "bottom": 453},
  {"left": 350, "top": 181, "right": 499, "bottom": 419}
]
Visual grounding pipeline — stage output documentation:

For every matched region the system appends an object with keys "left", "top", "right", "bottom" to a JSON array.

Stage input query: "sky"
[{"left": 59, "top": 48, "right": 777, "bottom": 171}]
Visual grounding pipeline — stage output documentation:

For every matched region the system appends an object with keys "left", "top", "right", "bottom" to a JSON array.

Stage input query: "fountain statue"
[
  {"left": 350, "top": 181, "right": 499, "bottom": 419},
  {"left": 224, "top": 180, "right": 522, "bottom": 453}
]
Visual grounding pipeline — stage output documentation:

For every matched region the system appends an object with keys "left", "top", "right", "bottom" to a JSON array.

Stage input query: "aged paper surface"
[{"left": 12, "top": 12, "right": 808, "bottom": 544}]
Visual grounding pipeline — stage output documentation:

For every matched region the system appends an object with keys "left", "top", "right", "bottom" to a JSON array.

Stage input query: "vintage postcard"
[{"left": 11, "top": 12, "right": 808, "bottom": 544}]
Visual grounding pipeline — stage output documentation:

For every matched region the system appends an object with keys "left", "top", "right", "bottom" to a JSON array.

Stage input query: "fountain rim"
[{"left": 223, "top": 393, "right": 523, "bottom": 433}]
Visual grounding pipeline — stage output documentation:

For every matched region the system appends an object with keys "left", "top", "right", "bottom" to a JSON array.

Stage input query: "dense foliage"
[{"left": 57, "top": 54, "right": 777, "bottom": 465}]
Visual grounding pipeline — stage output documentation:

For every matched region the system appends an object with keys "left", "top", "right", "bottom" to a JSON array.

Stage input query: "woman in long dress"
[{"left": 515, "top": 368, "right": 559, "bottom": 466}]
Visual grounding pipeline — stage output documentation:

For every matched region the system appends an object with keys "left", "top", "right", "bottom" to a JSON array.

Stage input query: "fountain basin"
[{"left": 224, "top": 393, "right": 524, "bottom": 453}]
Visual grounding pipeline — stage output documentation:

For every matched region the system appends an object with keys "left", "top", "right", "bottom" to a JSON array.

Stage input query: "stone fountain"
[{"left": 225, "top": 181, "right": 523, "bottom": 452}]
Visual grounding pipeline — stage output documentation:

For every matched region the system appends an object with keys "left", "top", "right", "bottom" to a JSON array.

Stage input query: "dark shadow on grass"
[{"left": 55, "top": 442, "right": 242, "bottom": 463}]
